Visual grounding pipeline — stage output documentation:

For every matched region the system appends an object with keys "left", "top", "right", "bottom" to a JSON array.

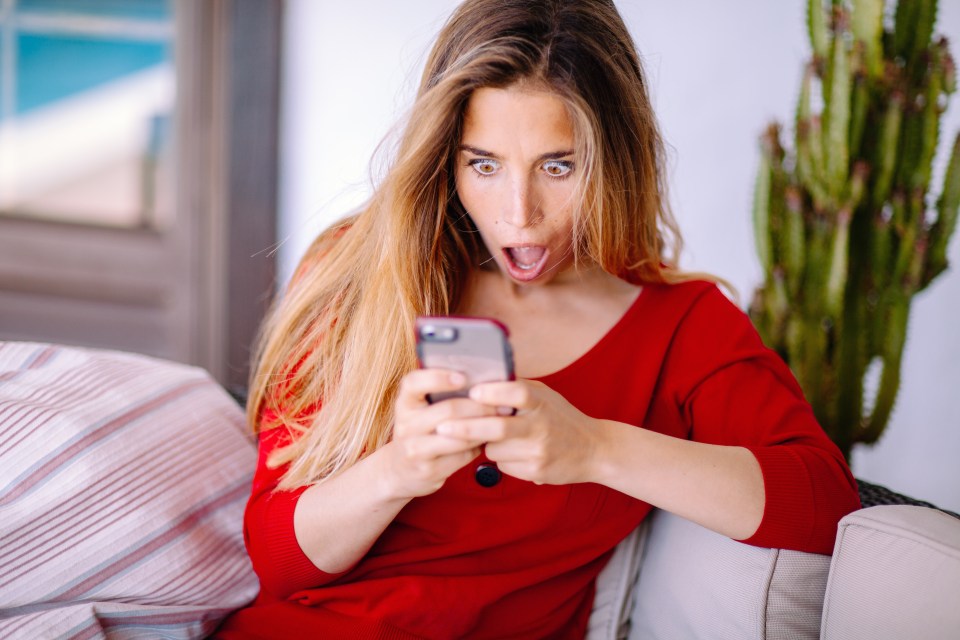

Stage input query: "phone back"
[{"left": 415, "top": 316, "right": 514, "bottom": 401}]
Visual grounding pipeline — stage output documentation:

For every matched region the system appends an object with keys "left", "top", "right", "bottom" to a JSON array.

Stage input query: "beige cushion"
[
  {"left": 588, "top": 523, "right": 649, "bottom": 639},
  {"left": 0, "top": 342, "right": 259, "bottom": 639},
  {"left": 626, "top": 509, "right": 830, "bottom": 640},
  {"left": 820, "top": 505, "right": 960, "bottom": 640}
]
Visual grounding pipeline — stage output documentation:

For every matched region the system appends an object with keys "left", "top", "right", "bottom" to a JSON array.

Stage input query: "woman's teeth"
[{"left": 507, "top": 246, "right": 545, "bottom": 269}]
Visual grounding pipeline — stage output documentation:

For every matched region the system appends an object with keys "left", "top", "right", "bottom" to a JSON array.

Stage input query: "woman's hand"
[
  {"left": 436, "top": 380, "right": 604, "bottom": 486},
  {"left": 290, "top": 370, "right": 495, "bottom": 575},
  {"left": 387, "top": 369, "right": 496, "bottom": 498}
]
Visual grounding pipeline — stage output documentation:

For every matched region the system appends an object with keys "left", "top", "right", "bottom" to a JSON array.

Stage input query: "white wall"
[{"left": 280, "top": 1, "right": 960, "bottom": 512}]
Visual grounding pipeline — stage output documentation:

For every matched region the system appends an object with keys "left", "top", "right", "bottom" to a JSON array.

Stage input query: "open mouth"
[{"left": 502, "top": 245, "right": 549, "bottom": 281}]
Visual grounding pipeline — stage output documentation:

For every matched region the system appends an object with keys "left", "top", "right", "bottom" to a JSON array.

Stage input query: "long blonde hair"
[{"left": 250, "top": 0, "right": 697, "bottom": 488}]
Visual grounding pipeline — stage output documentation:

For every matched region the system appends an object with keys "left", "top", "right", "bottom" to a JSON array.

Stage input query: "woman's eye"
[
  {"left": 468, "top": 159, "right": 499, "bottom": 176},
  {"left": 542, "top": 160, "right": 573, "bottom": 178}
]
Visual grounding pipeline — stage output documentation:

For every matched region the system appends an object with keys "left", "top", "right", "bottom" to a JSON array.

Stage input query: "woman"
[{"left": 219, "top": 0, "right": 860, "bottom": 638}]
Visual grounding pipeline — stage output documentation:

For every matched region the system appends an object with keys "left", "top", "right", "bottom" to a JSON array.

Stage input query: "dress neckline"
[{"left": 532, "top": 284, "right": 652, "bottom": 383}]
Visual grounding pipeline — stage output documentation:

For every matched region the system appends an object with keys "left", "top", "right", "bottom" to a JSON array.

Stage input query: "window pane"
[
  {"left": 17, "top": 35, "right": 169, "bottom": 113},
  {"left": 0, "top": 0, "right": 174, "bottom": 229},
  {"left": 19, "top": 0, "right": 170, "bottom": 22},
  {"left": 0, "top": 33, "right": 5, "bottom": 112}
]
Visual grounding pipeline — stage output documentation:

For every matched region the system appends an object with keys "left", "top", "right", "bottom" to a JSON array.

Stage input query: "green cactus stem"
[
  {"left": 892, "top": 208, "right": 918, "bottom": 286},
  {"left": 852, "top": 0, "right": 884, "bottom": 78},
  {"left": 783, "top": 187, "right": 806, "bottom": 296},
  {"left": 808, "top": 0, "right": 830, "bottom": 63},
  {"left": 848, "top": 67, "right": 870, "bottom": 158},
  {"left": 871, "top": 210, "right": 891, "bottom": 290},
  {"left": 796, "top": 65, "right": 833, "bottom": 211},
  {"left": 863, "top": 292, "right": 910, "bottom": 443},
  {"left": 823, "top": 8, "right": 852, "bottom": 196},
  {"left": 825, "top": 209, "right": 852, "bottom": 316},
  {"left": 753, "top": 133, "right": 775, "bottom": 278},
  {"left": 912, "top": 46, "right": 945, "bottom": 191},
  {"left": 870, "top": 92, "right": 903, "bottom": 207},
  {"left": 925, "top": 133, "right": 960, "bottom": 284}
]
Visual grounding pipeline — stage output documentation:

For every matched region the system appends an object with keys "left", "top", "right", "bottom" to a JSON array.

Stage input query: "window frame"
[{"left": 0, "top": 0, "right": 280, "bottom": 392}]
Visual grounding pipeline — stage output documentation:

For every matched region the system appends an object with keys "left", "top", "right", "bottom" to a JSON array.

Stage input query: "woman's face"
[{"left": 455, "top": 85, "right": 579, "bottom": 286}]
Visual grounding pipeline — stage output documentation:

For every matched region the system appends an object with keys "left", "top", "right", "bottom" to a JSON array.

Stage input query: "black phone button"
[{"left": 475, "top": 463, "right": 501, "bottom": 487}]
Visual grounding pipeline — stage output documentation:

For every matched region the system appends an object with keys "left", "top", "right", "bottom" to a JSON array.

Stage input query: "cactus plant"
[{"left": 749, "top": 0, "right": 960, "bottom": 459}]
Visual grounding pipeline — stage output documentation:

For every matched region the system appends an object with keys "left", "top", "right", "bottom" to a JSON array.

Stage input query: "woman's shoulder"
[
  {"left": 638, "top": 277, "right": 756, "bottom": 348},
  {"left": 638, "top": 278, "right": 786, "bottom": 399},
  {"left": 642, "top": 278, "right": 727, "bottom": 313},
  {"left": 601, "top": 278, "right": 741, "bottom": 358}
]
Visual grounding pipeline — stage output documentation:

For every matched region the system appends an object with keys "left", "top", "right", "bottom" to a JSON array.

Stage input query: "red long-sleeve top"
[{"left": 218, "top": 280, "right": 860, "bottom": 639}]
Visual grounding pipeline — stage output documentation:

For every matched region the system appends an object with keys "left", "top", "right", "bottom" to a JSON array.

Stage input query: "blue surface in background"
[
  {"left": 4, "top": 0, "right": 171, "bottom": 116},
  {"left": 16, "top": 35, "right": 170, "bottom": 114},
  {"left": 20, "top": 0, "right": 169, "bottom": 22}
]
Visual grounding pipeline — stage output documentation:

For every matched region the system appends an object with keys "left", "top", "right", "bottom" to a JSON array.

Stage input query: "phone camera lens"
[{"left": 421, "top": 325, "right": 458, "bottom": 342}]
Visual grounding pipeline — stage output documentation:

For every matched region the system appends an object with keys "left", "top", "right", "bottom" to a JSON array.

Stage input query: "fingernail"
[
  {"left": 468, "top": 386, "right": 482, "bottom": 400},
  {"left": 449, "top": 372, "right": 466, "bottom": 386}
]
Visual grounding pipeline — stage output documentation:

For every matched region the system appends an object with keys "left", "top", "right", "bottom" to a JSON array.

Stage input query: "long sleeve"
[
  {"left": 662, "top": 284, "right": 860, "bottom": 554},
  {"left": 242, "top": 414, "right": 344, "bottom": 599}
]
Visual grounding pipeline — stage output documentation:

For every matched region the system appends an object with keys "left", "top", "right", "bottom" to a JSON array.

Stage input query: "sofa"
[{"left": 1, "top": 341, "right": 958, "bottom": 639}]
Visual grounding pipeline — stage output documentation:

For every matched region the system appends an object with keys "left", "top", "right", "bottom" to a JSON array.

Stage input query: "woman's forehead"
[{"left": 461, "top": 86, "right": 575, "bottom": 152}]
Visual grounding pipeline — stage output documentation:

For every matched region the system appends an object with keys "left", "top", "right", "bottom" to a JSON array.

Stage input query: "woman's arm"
[
  {"left": 292, "top": 417, "right": 482, "bottom": 573},
  {"left": 291, "top": 444, "right": 416, "bottom": 573},
  {"left": 442, "top": 381, "right": 763, "bottom": 540},
  {"left": 444, "top": 359, "right": 858, "bottom": 554},
  {"left": 245, "top": 369, "right": 493, "bottom": 595},
  {"left": 589, "top": 420, "right": 764, "bottom": 540}
]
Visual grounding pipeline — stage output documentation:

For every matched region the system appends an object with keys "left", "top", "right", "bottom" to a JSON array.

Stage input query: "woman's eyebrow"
[
  {"left": 460, "top": 145, "right": 499, "bottom": 158},
  {"left": 459, "top": 145, "right": 574, "bottom": 160}
]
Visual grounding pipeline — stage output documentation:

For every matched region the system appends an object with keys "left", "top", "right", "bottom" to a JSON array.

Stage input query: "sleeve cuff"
[
  {"left": 739, "top": 445, "right": 819, "bottom": 552},
  {"left": 258, "top": 486, "right": 346, "bottom": 596}
]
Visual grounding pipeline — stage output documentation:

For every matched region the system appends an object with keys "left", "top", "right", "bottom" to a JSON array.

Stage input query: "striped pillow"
[{"left": 0, "top": 342, "right": 260, "bottom": 639}]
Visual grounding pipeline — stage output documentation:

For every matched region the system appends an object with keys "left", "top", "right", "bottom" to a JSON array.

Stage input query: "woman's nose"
[{"left": 502, "top": 176, "right": 540, "bottom": 228}]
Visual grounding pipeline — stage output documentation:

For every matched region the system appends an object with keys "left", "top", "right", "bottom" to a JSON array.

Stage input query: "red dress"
[{"left": 218, "top": 280, "right": 860, "bottom": 639}]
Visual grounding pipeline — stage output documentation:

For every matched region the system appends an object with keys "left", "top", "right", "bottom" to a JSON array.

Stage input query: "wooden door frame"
[{"left": 176, "top": 0, "right": 281, "bottom": 391}]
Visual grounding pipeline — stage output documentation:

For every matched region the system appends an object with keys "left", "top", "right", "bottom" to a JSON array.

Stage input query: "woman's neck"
[
  {"left": 458, "top": 264, "right": 643, "bottom": 379},
  {"left": 470, "top": 260, "right": 620, "bottom": 302}
]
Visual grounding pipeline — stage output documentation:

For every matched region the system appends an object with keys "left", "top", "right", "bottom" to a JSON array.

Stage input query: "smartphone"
[{"left": 415, "top": 316, "right": 515, "bottom": 403}]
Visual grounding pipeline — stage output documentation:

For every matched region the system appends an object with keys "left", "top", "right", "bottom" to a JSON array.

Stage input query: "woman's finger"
[
  {"left": 435, "top": 415, "right": 526, "bottom": 442},
  {"left": 386, "top": 437, "right": 482, "bottom": 497},
  {"left": 468, "top": 379, "right": 543, "bottom": 411},
  {"left": 396, "top": 368, "right": 467, "bottom": 410},
  {"left": 395, "top": 397, "right": 499, "bottom": 437},
  {"left": 398, "top": 432, "right": 485, "bottom": 461}
]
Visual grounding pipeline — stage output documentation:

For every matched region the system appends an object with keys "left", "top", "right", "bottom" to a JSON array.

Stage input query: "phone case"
[{"left": 415, "top": 316, "right": 515, "bottom": 403}]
